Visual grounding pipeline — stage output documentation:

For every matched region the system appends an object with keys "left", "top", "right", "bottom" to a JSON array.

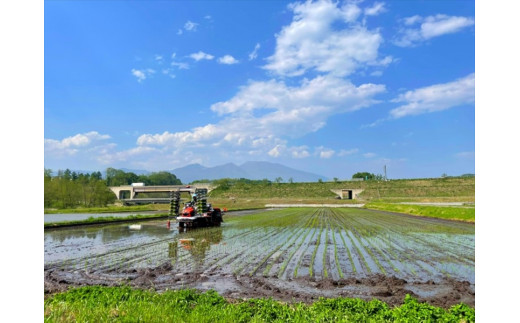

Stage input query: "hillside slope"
[{"left": 209, "top": 177, "right": 475, "bottom": 202}]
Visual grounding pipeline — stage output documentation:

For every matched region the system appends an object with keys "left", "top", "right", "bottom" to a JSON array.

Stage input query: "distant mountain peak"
[{"left": 171, "top": 161, "right": 327, "bottom": 184}]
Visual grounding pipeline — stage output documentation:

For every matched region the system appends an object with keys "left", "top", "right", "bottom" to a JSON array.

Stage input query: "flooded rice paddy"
[
  {"left": 44, "top": 211, "right": 164, "bottom": 223},
  {"left": 44, "top": 208, "right": 474, "bottom": 307}
]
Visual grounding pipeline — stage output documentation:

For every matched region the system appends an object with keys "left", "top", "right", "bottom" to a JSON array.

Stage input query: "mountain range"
[{"left": 170, "top": 161, "right": 327, "bottom": 184}]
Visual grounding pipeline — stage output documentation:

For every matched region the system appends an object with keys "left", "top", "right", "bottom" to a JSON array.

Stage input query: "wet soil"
[{"left": 44, "top": 263, "right": 474, "bottom": 308}]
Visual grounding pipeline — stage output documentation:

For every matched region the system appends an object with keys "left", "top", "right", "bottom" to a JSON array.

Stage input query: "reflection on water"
[
  {"left": 44, "top": 219, "right": 176, "bottom": 264},
  {"left": 45, "top": 220, "right": 172, "bottom": 243},
  {"left": 169, "top": 227, "right": 223, "bottom": 269},
  {"left": 45, "top": 219, "right": 224, "bottom": 269}
]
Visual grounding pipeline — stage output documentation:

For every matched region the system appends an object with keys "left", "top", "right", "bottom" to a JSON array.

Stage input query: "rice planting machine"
[{"left": 168, "top": 187, "right": 224, "bottom": 231}]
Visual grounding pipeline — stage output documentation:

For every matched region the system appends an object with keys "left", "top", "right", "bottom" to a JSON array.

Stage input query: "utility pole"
[{"left": 384, "top": 165, "right": 387, "bottom": 181}]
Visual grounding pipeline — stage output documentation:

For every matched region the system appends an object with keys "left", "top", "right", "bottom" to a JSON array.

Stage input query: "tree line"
[
  {"left": 44, "top": 168, "right": 182, "bottom": 209},
  {"left": 105, "top": 168, "right": 182, "bottom": 187}
]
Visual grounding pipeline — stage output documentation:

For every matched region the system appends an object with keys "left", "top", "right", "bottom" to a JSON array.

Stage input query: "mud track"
[{"left": 44, "top": 263, "right": 474, "bottom": 308}]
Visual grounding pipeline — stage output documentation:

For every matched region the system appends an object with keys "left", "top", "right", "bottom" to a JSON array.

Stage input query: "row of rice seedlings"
[
  {"left": 351, "top": 209, "right": 474, "bottom": 268},
  {"left": 332, "top": 210, "right": 432, "bottom": 280},
  {"left": 368, "top": 227, "right": 442, "bottom": 279},
  {"left": 332, "top": 209, "right": 392, "bottom": 274},
  {"left": 254, "top": 224, "right": 307, "bottom": 277},
  {"left": 344, "top": 209, "right": 457, "bottom": 276},
  {"left": 345, "top": 226, "right": 387, "bottom": 274},
  {"left": 218, "top": 227, "right": 288, "bottom": 275},
  {"left": 55, "top": 235, "right": 173, "bottom": 272},
  {"left": 231, "top": 210, "right": 310, "bottom": 275},
  {"left": 332, "top": 225, "right": 343, "bottom": 278},
  {"left": 327, "top": 211, "right": 357, "bottom": 275},
  {"left": 322, "top": 215, "right": 330, "bottom": 279},
  {"left": 262, "top": 210, "right": 318, "bottom": 277},
  {"left": 337, "top": 209, "right": 473, "bottom": 280},
  {"left": 180, "top": 225, "right": 281, "bottom": 274},
  {"left": 309, "top": 209, "right": 325, "bottom": 277},
  {"left": 277, "top": 209, "right": 320, "bottom": 279},
  {"left": 370, "top": 234, "right": 420, "bottom": 277},
  {"left": 201, "top": 209, "right": 306, "bottom": 273},
  {"left": 293, "top": 209, "right": 323, "bottom": 278},
  {"left": 407, "top": 232, "right": 474, "bottom": 268},
  {"left": 336, "top": 210, "right": 428, "bottom": 278},
  {"left": 328, "top": 210, "right": 371, "bottom": 274}
]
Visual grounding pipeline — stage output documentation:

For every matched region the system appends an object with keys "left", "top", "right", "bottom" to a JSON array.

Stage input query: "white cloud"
[
  {"left": 390, "top": 73, "right": 475, "bottom": 118},
  {"left": 369, "top": 55, "right": 394, "bottom": 66},
  {"left": 360, "top": 118, "right": 386, "bottom": 128},
  {"left": 268, "top": 145, "right": 283, "bottom": 157},
  {"left": 248, "top": 43, "right": 260, "bottom": 61},
  {"left": 364, "top": 2, "right": 386, "bottom": 16},
  {"left": 211, "top": 75, "right": 385, "bottom": 116},
  {"left": 320, "top": 150, "right": 335, "bottom": 159},
  {"left": 314, "top": 146, "right": 335, "bottom": 159},
  {"left": 131, "top": 68, "right": 155, "bottom": 82},
  {"left": 162, "top": 69, "right": 176, "bottom": 79},
  {"left": 177, "top": 29, "right": 183, "bottom": 35},
  {"left": 136, "top": 75, "right": 384, "bottom": 163},
  {"left": 363, "top": 152, "right": 376, "bottom": 158},
  {"left": 171, "top": 61, "right": 189, "bottom": 70},
  {"left": 131, "top": 69, "right": 146, "bottom": 82},
  {"left": 342, "top": 3, "right": 361, "bottom": 22},
  {"left": 290, "top": 146, "right": 310, "bottom": 158},
  {"left": 404, "top": 15, "right": 422, "bottom": 26},
  {"left": 96, "top": 146, "right": 160, "bottom": 165},
  {"left": 264, "top": 0, "right": 386, "bottom": 77},
  {"left": 184, "top": 20, "right": 198, "bottom": 31},
  {"left": 189, "top": 51, "right": 214, "bottom": 61},
  {"left": 45, "top": 131, "right": 111, "bottom": 157},
  {"left": 218, "top": 55, "right": 239, "bottom": 65},
  {"left": 169, "top": 52, "right": 190, "bottom": 69},
  {"left": 204, "top": 15, "right": 212, "bottom": 20},
  {"left": 338, "top": 148, "right": 359, "bottom": 156},
  {"left": 155, "top": 55, "right": 163, "bottom": 62},
  {"left": 394, "top": 14, "right": 474, "bottom": 47}
]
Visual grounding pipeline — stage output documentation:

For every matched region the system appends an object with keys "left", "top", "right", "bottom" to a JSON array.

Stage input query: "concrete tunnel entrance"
[{"left": 342, "top": 190, "right": 353, "bottom": 200}]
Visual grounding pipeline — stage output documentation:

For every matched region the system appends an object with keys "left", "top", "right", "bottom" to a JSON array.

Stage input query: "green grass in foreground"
[
  {"left": 44, "top": 214, "right": 168, "bottom": 228},
  {"left": 365, "top": 203, "right": 475, "bottom": 223},
  {"left": 44, "top": 286, "right": 474, "bottom": 322}
]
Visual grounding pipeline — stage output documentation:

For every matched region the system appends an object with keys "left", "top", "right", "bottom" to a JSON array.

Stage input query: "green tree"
[
  {"left": 44, "top": 169, "right": 116, "bottom": 208},
  {"left": 275, "top": 177, "right": 283, "bottom": 183},
  {"left": 147, "top": 171, "right": 182, "bottom": 185},
  {"left": 352, "top": 172, "right": 375, "bottom": 180}
]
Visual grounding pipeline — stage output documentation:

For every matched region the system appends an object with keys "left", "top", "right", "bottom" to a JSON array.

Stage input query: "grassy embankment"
[
  {"left": 44, "top": 213, "right": 169, "bottom": 228},
  {"left": 44, "top": 286, "right": 474, "bottom": 322},
  {"left": 209, "top": 177, "right": 474, "bottom": 203},
  {"left": 209, "top": 177, "right": 474, "bottom": 217},
  {"left": 365, "top": 203, "right": 475, "bottom": 223}
]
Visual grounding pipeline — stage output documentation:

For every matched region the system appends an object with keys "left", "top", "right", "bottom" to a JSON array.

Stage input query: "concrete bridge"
[{"left": 109, "top": 183, "right": 215, "bottom": 203}]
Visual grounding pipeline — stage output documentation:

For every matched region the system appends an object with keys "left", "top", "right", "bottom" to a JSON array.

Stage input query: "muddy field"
[{"left": 44, "top": 208, "right": 474, "bottom": 308}]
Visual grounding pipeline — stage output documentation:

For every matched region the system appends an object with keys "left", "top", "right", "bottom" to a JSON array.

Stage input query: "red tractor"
[{"left": 169, "top": 188, "right": 224, "bottom": 231}]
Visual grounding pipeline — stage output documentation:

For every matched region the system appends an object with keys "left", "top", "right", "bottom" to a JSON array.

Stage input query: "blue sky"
[{"left": 44, "top": 0, "right": 475, "bottom": 179}]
